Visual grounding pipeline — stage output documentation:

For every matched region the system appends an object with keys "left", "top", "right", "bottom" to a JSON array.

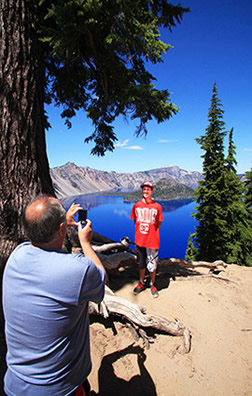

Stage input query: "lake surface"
[{"left": 62, "top": 194, "right": 197, "bottom": 259}]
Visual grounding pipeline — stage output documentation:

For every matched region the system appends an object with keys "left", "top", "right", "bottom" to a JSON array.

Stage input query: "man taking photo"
[{"left": 3, "top": 196, "right": 106, "bottom": 395}]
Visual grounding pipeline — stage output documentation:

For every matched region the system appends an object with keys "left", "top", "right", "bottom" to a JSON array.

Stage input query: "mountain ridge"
[{"left": 50, "top": 162, "right": 203, "bottom": 198}]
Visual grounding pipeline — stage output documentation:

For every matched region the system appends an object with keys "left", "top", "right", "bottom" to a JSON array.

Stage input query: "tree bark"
[
  {"left": 0, "top": 0, "right": 54, "bottom": 265},
  {"left": 0, "top": 2, "right": 54, "bottom": 391}
]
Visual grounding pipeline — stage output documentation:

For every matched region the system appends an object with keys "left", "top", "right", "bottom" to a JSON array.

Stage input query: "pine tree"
[
  {"left": 188, "top": 85, "right": 252, "bottom": 266},
  {"left": 244, "top": 168, "right": 252, "bottom": 225},
  {"left": 243, "top": 168, "right": 252, "bottom": 266},
  {"left": 222, "top": 129, "right": 252, "bottom": 265},
  {"left": 185, "top": 233, "right": 196, "bottom": 261},
  {"left": 191, "top": 83, "right": 228, "bottom": 262}
]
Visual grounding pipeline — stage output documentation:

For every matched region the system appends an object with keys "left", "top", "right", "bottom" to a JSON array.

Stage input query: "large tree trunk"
[
  {"left": 0, "top": 0, "right": 54, "bottom": 265},
  {"left": 0, "top": 1, "right": 54, "bottom": 391}
]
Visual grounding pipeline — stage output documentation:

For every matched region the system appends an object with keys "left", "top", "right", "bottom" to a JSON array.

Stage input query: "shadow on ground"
[
  {"left": 107, "top": 263, "right": 203, "bottom": 293},
  {"left": 90, "top": 344, "right": 157, "bottom": 396}
]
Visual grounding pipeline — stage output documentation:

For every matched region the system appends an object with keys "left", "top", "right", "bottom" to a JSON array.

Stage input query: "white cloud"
[
  {"left": 243, "top": 148, "right": 252, "bottom": 152},
  {"left": 115, "top": 139, "right": 144, "bottom": 150},
  {"left": 115, "top": 139, "right": 129, "bottom": 148},
  {"left": 157, "top": 139, "right": 179, "bottom": 143},
  {"left": 123, "top": 145, "right": 144, "bottom": 150}
]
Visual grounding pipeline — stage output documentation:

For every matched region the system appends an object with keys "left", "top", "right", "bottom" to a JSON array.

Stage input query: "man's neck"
[{"left": 32, "top": 239, "right": 63, "bottom": 251}]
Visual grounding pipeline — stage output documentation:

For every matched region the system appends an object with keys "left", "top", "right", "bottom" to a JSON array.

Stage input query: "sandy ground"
[{"left": 88, "top": 263, "right": 252, "bottom": 396}]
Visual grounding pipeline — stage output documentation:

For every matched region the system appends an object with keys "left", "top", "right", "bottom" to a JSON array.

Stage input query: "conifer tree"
[
  {"left": 185, "top": 233, "right": 196, "bottom": 261},
  {"left": 188, "top": 85, "right": 252, "bottom": 266},
  {"left": 244, "top": 168, "right": 252, "bottom": 225},
  {"left": 243, "top": 168, "right": 252, "bottom": 266},
  {"left": 222, "top": 129, "right": 252, "bottom": 265},
  {"left": 191, "top": 83, "right": 228, "bottom": 262}
]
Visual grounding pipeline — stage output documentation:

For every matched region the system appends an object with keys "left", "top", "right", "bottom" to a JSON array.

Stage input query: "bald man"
[{"left": 2, "top": 196, "right": 106, "bottom": 396}]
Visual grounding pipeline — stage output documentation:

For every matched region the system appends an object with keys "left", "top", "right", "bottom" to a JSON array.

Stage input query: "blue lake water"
[{"left": 62, "top": 194, "right": 197, "bottom": 259}]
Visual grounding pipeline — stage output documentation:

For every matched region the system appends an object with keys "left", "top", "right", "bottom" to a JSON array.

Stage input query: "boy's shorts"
[{"left": 136, "top": 246, "right": 159, "bottom": 272}]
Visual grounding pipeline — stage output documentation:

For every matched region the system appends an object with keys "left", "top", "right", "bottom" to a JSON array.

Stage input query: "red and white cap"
[{"left": 141, "top": 180, "right": 154, "bottom": 189}]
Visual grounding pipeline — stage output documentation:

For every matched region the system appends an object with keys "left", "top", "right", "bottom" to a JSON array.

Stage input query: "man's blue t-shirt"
[{"left": 3, "top": 242, "right": 105, "bottom": 395}]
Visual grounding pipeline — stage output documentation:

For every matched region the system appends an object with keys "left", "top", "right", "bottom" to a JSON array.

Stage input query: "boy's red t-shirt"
[{"left": 130, "top": 200, "right": 163, "bottom": 249}]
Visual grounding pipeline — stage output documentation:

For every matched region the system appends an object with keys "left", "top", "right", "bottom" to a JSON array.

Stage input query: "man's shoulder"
[
  {"left": 8, "top": 241, "right": 31, "bottom": 259},
  {"left": 54, "top": 251, "right": 92, "bottom": 269}
]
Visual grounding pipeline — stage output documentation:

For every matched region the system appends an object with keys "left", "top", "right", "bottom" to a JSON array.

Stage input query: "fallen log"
[
  {"left": 72, "top": 246, "right": 228, "bottom": 273},
  {"left": 68, "top": 229, "right": 228, "bottom": 273},
  {"left": 89, "top": 286, "right": 191, "bottom": 353},
  {"left": 92, "top": 237, "right": 136, "bottom": 255},
  {"left": 72, "top": 234, "right": 228, "bottom": 272},
  {"left": 98, "top": 252, "right": 137, "bottom": 271},
  {"left": 159, "top": 258, "right": 228, "bottom": 270},
  {"left": 174, "top": 273, "right": 238, "bottom": 283}
]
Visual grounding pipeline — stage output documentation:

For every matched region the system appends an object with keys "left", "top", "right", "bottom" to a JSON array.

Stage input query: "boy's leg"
[
  {"left": 133, "top": 246, "right": 147, "bottom": 294},
  {"left": 149, "top": 270, "right": 156, "bottom": 285},
  {"left": 146, "top": 249, "right": 159, "bottom": 297},
  {"left": 136, "top": 246, "right": 147, "bottom": 277},
  {"left": 139, "top": 268, "right": 146, "bottom": 284}
]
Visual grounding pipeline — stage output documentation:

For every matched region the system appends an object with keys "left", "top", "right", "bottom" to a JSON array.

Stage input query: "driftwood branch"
[
  {"left": 98, "top": 252, "right": 137, "bottom": 271},
  {"left": 73, "top": 244, "right": 228, "bottom": 274},
  {"left": 70, "top": 232, "right": 228, "bottom": 274},
  {"left": 174, "top": 273, "right": 238, "bottom": 283},
  {"left": 158, "top": 258, "right": 228, "bottom": 270},
  {"left": 92, "top": 237, "right": 136, "bottom": 255},
  {"left": 99, "top": 253, "right": 229, "bottom": 273},
  {"left": 89, "top": 286, "right": 191, "bottom": 353}
]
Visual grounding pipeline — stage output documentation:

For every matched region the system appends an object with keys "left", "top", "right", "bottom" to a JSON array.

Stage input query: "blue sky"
[{"left": 46, "top": 0, "right": 252, "bottom": 174}]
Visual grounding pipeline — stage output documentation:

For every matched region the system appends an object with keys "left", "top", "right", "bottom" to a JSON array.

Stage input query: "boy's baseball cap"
[{"left": 141, "top": 180, "right": 154, "bottom": 190}]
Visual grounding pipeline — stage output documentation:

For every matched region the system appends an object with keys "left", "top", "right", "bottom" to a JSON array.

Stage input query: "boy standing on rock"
[{"left": 130, "top": 181, "right": 163, "bottom": 298}]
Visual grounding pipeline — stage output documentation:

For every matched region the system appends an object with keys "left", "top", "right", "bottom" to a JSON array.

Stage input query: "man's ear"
[{"left": 59, "top": 222, "right": 67, "bottom": 237}]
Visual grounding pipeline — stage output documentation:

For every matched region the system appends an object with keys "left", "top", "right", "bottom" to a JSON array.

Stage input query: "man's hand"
[
  {"left": 78, "top": 219, "right": 93, "bottom": 245},
  {"left": 78, "top": 220, "right": 105, "bottom": 273},
  {"left": 66, "top": 203, "right": 81, "bottom": 227}
]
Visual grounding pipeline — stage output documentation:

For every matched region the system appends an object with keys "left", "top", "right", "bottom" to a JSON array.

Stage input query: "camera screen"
[{"left": 78, "top": 209, "right": 87, "bottom": 222}]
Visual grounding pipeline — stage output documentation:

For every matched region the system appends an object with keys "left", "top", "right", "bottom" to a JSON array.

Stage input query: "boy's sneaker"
[
  {"left": 150, "top": 284, "right": 159, "bottom": 298},
  {"left": 133, "top": 282, "right": 145, "bottom": 295}
]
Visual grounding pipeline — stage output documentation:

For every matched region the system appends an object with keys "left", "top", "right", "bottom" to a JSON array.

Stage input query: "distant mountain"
[
  {"left": 123, "top": 178, "right": 195, "bottom": 202},
  {"left": 50, "top": 162, "right": 203, "bottom": 198}
]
